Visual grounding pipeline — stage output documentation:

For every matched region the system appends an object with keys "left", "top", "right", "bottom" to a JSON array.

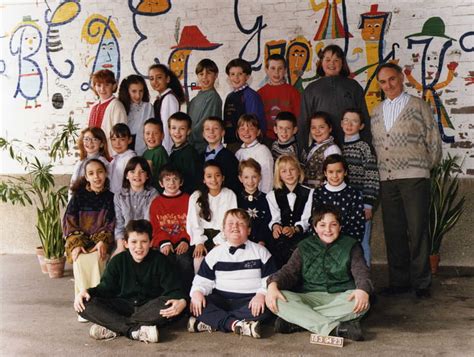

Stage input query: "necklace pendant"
[{"left": 248, "top": 194, "right": 253, "bottom": 202}]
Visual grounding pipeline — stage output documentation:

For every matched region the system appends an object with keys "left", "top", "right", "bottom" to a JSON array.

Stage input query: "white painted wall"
[{"left": 1, "top": 0, "right": 473, "bottom": 174}]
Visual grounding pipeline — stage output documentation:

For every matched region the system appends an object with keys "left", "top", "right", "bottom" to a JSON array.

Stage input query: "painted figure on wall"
[
  {"left": 44, "top": 0, "right": 81, "bottom": 79},
  {"left": 352, "top": 4, "right": 398, "bottom": 114},
  {"left": 80, "top": 14, "right": 121, "bottom": 91},
  {"left": 129, "top": 0, "right": 172, "bottom": 76},
  {"left": 9, "top": 16, "right": 43, "bottom": 109},
  {"left": 405, "top": 17, "right": 458, "bottom": 143},
  {"left": 168, "top": 25, "right": 222, "bottom": 100},
  {"left": 286, "top": 36, "right": 313, "bottom": 92},
  {"left": 311, "top": 0, "right": 351, "bottom": 55}
]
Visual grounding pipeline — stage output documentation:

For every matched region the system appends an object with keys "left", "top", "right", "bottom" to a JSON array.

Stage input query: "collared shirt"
[
  {"left": 344, "top": 133, "right": 360, "bottom": 144},
  {"left": 382, "top": 92, "right": 410, "bottom": 131},
  {"left": 204, "top": 143, "right": 224, "bottom": 161},
  {"left": 233, "top": 84, "right": 249, "bottom": 93}
]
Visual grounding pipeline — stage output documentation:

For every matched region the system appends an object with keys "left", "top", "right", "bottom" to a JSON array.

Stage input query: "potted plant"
[
  {"left": 0, "top": 117, "right": 79, "bottom": 278},
  {"left": 428, "top": 154, "right": 466, "bottom": 274}
]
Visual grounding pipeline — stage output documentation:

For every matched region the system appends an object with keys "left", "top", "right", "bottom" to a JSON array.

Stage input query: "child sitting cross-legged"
[
  {"left": 188, "top": 208, "right": 277, "bottom": 338},
  {"left": 74, "top": 219, "right": 187, "bottom": 344},
  {"left": 265, "top": 204, "right": 373, "bottom": 341}
]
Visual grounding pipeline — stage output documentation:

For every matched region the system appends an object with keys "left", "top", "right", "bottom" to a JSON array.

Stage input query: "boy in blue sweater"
[
  {"left": 74, "top": 219, "right": 186, "bottom": 343},
  {"left": 223, "top": 58, "right": 265, "bottom": 151}
]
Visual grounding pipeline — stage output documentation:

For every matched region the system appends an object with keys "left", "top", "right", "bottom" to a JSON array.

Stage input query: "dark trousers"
[
  {"left": 198, "top": 292, "right": 272, "bottom": 332},
  {"left": 269, "top": 233, "right": 304, "bottom": 269},
  {"left": 167, "top": 245, "right": 194, "bottom": 296},
  {"left": 380, "top": 178, "right": 431, "bottom": 289},
  {"left": 80, "top": 296, "right": 177, "bottom": 338}
]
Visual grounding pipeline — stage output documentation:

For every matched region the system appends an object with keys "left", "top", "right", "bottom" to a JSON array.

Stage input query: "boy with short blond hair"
[
  {"left": 188, "top": 208, "right": 276, "bottom": 338},
  {"left": 223, "top": 58, "right": 265, "bottom": 150},
  {"left": 271, "top": 111, "right": 299, "bottom": 161},
  {"left": 168, "top": 112, "right": 202, "bottom": 194},
  {"left": 258, "top": 54, "right": 301, "bottom": 141},
  {"left": 202, "top": 116, "right": 241, "bottom": 193},
  {"left": 188, "top": 59, "right": 223, "bottom": 154}
]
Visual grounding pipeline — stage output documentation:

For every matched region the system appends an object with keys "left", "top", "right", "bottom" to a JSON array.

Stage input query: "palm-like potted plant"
[
  {"left": 429, "top": 154, "right": 465, "bottom": 274},
  {"left": 0, "top": 117, "right": 79, "bottom": 278}
]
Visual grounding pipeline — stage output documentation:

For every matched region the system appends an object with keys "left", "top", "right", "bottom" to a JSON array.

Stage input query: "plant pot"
[
  {"left": 45, "top": 256, "right": 66, "bottom": 279},
  {"left": 430, "top": 254, "right": 440, "bottom": 274},
  {"left": 35, "top": 246, "right": 49, "bottom": 274}
]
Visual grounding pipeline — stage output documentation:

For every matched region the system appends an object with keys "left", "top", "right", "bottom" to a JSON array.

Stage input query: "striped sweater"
[
  {"left": 342, "top": 137, "right": 380, "bottom": 207},
  {"left": 371, "top": 95, "right": 442, "bottom": 181}
]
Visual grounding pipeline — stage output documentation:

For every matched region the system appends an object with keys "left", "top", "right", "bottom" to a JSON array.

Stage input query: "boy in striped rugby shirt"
[{"left": 188, "top": 208, "right": 276, "bottom": 338}]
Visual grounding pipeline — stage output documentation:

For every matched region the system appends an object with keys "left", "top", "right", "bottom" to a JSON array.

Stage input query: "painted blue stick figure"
[{"left": 9, "top": 16, "right": 43, "bottom": 109}]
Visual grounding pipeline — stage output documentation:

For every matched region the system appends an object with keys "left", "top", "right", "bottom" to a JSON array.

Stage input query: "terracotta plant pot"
[
  {"left": 430, "top": 254, "right": 440, "bottom": 275},
  {"left": 45, "top": 256, "right": 66, "bottom": 279},
  {"left": 35, "top": 246, "right": 49, "bottom": 274}
]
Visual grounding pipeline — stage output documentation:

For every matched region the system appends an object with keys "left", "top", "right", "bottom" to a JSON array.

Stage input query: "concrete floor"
[{"left": 0, "top": 255, "right": 473, "bottom": 357}]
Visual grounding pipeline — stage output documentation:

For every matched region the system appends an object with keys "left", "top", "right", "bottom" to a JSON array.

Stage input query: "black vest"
[{"left": 274, "top": 184, "right": 311, "bottom": 226}]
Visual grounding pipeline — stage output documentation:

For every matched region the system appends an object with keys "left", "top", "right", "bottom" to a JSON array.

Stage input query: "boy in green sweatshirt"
[{"left": 74, "top": 219, "right": 187, "bottom": 343}]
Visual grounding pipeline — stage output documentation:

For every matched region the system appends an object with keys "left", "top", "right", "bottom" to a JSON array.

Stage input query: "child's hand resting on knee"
[
  {"left": 190, "top": 290, "right": 206, "bottom": 316},
  {"left": 348, "top": 289, "right": 369, "bottom": 313},
  {"left": 248, "top": 293, "right": 265, "bottom": 317},
  {"left": 265, "top": 282, "right": 287, "bottom": 314},
  {"left": 193, "top": 243, "right": 207, "bottom": 258},
  {"left": 175, "top": 241, "right": 189, "bottom": 255}
]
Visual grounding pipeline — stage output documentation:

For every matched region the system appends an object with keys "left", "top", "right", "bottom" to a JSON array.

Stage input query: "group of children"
[{"left": 67, "top": 54, "right": 379, "bottom": 344}]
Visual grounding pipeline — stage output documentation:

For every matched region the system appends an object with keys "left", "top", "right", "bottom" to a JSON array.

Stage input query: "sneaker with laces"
[
  {"left": 131, "top": 325, "right": 159, "bottom": 343},
  {"left": 187, "top": 316, "right": 212, "bottom": 333},
  {"left": 89, "top": 324, "right": 117, "bottom": 340},
  {"left": 274, "top": 317, "right": 304, "bottom": 334},
  {"left": 233, "top": 320, "right": 261, "bottom": 339}
]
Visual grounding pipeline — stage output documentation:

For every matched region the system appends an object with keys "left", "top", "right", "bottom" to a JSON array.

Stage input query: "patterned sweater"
[
  {"left": 342, "top": 136, "right": 380, "bottom": 207},
  {"left": 371, "top": 95, "right": 442, "bottom": 181}
]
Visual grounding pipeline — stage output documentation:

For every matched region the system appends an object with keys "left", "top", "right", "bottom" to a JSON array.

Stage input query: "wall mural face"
[
  {"left": 1, "top": 1, "right": 473, "bottom": 175},
  {"left": 80, "top": 14, "right": 121, "bottom": 91}
]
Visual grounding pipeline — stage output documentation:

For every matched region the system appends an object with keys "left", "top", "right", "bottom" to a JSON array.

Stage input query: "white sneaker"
[
  {"left": 234, "top": 320, "right": 261, "bottom": 339},
  {"left": 89, "top": 324, "right": 117, "bottom": 340},
  {"left": 77, "top": 315, "right": 88, "bottom": 323},
  {"left": 187, "top": 316, "right": 212, "bottom": 333},
  {"left": 131, "top": 325, "right": 159, "bottom": 343}
]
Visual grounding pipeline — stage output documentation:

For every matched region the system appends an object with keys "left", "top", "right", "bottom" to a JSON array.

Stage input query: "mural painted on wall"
[
  {"left": 129, "top": 0, "right": 172, "bottom": 76},
  {"left": 80, "top": 14, "right": 121, "bottom": 91},
  {"left": 44, "top": 0, "right": 81, "bottom": 79},
  {"left": 233, "top": 0, "right": 267, "bottom": 71},
  {"left": 404, "top": 17, "right": 458, "bottom": 143},
  {"left": 352, "top": 4, "right": 399, "bottom": 114},
  {"left": 311, "top": 0, "right": 351, "bottom": 55},
  {"left": 9, "top": 16, "right": 43, "bottom": 109},
  {"left": 264, "top": 36, "right": 315, "bottom": 93},
  {"left": 168, "top": 25, "right": 222, "bottom": 100},
  {"left": 0, "top": 34, "right": 6, "bottom": 75}
]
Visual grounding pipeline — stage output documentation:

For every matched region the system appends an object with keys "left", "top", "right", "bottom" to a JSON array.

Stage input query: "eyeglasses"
[{"left": 83, "top": 137, "right": 101, "bottom": 143}]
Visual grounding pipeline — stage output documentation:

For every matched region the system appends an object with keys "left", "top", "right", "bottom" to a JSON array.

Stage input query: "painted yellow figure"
[
  {"left": 356, "top": 5, "right": 393, "bottom": 114},
  {"left": 286, "top": 36, "right": 312, "bottom": 91},
  {"left": 169, "top": 49, "right": 192, "bottom": 80}
]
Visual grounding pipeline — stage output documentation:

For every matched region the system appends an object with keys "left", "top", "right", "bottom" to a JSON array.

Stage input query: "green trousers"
[{"left": 276, "top": 290, "right": 368, "bottom": 336}]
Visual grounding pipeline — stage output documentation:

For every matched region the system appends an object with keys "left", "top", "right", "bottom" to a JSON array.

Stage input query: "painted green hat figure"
[{"left": 405, "top": 17, "right": 456, "bottom": 41}]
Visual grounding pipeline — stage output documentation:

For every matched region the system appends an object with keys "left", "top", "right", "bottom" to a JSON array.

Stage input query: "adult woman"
[{"left": 298, "top": 44, "right": 370, "bottom": 148}]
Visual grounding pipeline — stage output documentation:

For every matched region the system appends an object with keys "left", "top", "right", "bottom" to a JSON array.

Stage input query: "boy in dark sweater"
[
  {"left": 341, "top": 109, "right": 379, "bottom": 266},
  {"left": 74, "top": 219, "right": 187, "bottom": 343},
  {"left": 266, "top": 205, "right": 372, "bottom": 341},
  {"left": 202, "top": 116, "right": 241, "bottom": 194},
  {"left": 168, "top": 112, "right": 202, "bottom": 194},
  {"left": 223, "top": 58, "right": 265, "bottom": 151}
]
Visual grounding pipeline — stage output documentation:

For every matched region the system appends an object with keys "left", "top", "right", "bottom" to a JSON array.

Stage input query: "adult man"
[{"left": 371, "top": 63, "right": 441, "bottom": 298}]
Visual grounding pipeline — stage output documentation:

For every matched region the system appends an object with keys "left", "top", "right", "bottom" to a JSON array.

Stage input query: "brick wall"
[{"left": 1, "top": 0, "right": 473, "bottom": 175}]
